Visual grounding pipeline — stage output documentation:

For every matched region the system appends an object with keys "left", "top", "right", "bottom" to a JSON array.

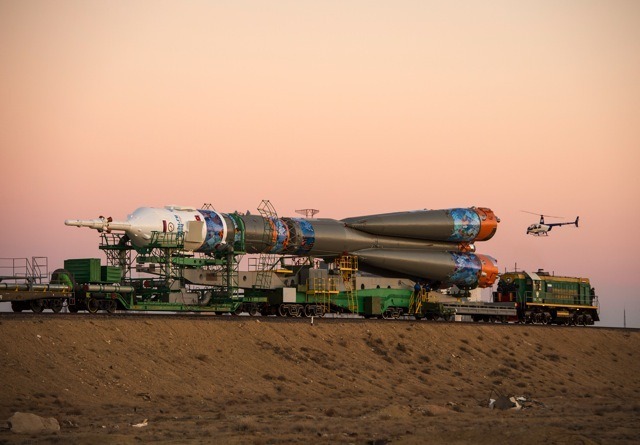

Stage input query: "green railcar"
[{"left": 494, "top": 269, "right": 599, "bottom": 325}]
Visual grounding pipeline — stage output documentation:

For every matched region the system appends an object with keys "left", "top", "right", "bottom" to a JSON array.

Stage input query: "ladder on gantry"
[{"left": 337, "top": 255, "right": 358, "bottom": 314}]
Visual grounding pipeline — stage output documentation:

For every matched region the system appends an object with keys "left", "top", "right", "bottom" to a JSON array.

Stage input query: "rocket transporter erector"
[{"left": 66, "top": 206, "right": 500, "bottom": 289}]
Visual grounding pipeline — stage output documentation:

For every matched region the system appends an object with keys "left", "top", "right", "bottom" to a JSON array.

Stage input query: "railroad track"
[{"left": 0, "top": 311, "right": 632, "bottom": 331}]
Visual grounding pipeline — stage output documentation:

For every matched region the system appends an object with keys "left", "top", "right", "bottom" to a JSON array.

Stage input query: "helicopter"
[{"left": 524, "top": 212, "right": 579, "bottom": 236}]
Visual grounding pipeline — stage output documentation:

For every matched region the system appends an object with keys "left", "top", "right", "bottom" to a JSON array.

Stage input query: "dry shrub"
[
  {"left": 503, "top": 358, "right": 520, "bottom": 370},
  {"left": 489, "top": 367, "right": 511, "bottom": 377},
  {"left": 235, "top": 420, "right": 257, "bottom": 432}
]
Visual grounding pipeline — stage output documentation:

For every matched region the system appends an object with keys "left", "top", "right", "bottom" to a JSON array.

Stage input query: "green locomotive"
[{"left": 493, "top": 269, "right": 599, "bottom": 325}]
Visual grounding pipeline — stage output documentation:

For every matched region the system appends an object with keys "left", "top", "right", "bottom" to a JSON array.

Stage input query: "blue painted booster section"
[
  {"left": 293, "top": 218, "right": 315, "bottom": 255},
  {"left": 448, "top": 208, "right": 481, "bottom": 242},
  {"left": 448, "top": 252, "right": 481, "bottom": 286},
  {"left": 271, "top": 218, "right": 289, "bottom": 253}
]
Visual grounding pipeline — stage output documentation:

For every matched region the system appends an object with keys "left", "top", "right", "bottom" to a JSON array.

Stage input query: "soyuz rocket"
[{"left": 66, "top": 206, "right": 500, "bottom": 289}]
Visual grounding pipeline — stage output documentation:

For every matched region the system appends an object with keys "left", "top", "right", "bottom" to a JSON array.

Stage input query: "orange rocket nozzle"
[
  {"left": 476, "top": 254, "right": 499, "bottom": 288},
  {"left": 475, "top": 207, "right": 499, "bottom": 241}
]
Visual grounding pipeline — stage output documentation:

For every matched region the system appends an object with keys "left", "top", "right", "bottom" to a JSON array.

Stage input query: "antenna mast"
[{"left": 295, "top": 209, "right": 319, "bottom": 218}]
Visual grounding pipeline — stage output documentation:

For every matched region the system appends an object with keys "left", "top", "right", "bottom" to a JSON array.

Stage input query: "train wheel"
[
  {"left": 277, "top": 305, "right": 287, "bottom": 317},
  {"left": 106, "top": 300, "right": 117, "bottom": 314},
  {"left": 382, "top": 309, "right": 393, "bottom": 319},
  {"left": 303, "top": 305, "right": 312, "bottom": 317},
  {"left": 87, "top": 298, "right": 100, "bottom": 314},
  {"left": 51, "top": 299, "right": 64, "bottom": 313},
  {"left": 249, "top": 305, "right": 258, "bottom": 316},
  {"left": 30, "top": 299, "right": 44, "bottom": 313}
]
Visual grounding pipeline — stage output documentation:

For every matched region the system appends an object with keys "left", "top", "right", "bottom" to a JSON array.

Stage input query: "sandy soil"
[{"left": 0, "top": 315, "right": 639, "bottom": 444}]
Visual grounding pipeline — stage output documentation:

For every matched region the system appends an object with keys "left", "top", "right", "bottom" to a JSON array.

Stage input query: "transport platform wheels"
[
  {"left": 87, "top": 298, "right": 100, "bottom": 314},
  {"left": 51, "top": 299, "right": 64, "bottom": 313},
  {"left": 30, "top": 299, "right": 44, "bottom": 313},
  {"left": 304, "top": 304, "right": 314, "bottom": 317},
  {"left": 11, "top": 301, "right": 26, "bottom": 312},
  {"left": 106, "top": 300, "right": 118, "bottom": 314}
]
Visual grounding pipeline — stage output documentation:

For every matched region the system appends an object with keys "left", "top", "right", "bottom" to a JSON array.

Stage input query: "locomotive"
[{"left": 493, "top": 269, "right": 599, "bottom": 325}]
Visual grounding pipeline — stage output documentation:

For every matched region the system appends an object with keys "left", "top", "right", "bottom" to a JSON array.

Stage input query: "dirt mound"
[{"left": 0, "top": 316, "right": 639, "bottom": 444}]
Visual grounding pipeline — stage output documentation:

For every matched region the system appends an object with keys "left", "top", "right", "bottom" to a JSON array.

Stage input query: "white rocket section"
[{"left": 66, "top": 206, "right": 212, "bottom": 250}]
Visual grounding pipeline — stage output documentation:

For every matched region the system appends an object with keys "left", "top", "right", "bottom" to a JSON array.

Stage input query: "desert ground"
[{"left": 0, "top": 315, "right": 639, "bottom": 444}]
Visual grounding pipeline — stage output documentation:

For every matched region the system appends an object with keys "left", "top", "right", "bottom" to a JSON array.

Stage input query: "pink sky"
[{"left": 1, "top": 1, "right": 639, "bottom": 326}]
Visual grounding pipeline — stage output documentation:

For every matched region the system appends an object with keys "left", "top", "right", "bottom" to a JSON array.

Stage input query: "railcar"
[{"left": 493, "top": 269, "right": 599, "bottom": 325}]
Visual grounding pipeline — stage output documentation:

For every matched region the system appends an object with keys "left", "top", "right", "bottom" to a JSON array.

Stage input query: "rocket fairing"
[
  {"left": 65, "top": 205, "right": 500, "bottom": 289},
  {"left": 342, "top": 207, "right": 499, "bottom": 242}
]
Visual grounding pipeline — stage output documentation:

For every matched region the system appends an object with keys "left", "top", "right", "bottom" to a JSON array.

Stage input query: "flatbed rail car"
[
  {"left": 0, "top": 281, "right": 73, "bottom": 313},
  {"left": 0, "top": 257, "right": 73, "bottom": 313},
  {"left": 0, "top": 255, "right": 519, "bottom": 321},
  {"left": 442, "top": 301, "right": 518, "bottom": 322},
  {"left": 1, "top": 253, "right": 594, "bottom": 326},
  {"left": 493, "top": 269, "right": 600, "bottom": 325}
]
